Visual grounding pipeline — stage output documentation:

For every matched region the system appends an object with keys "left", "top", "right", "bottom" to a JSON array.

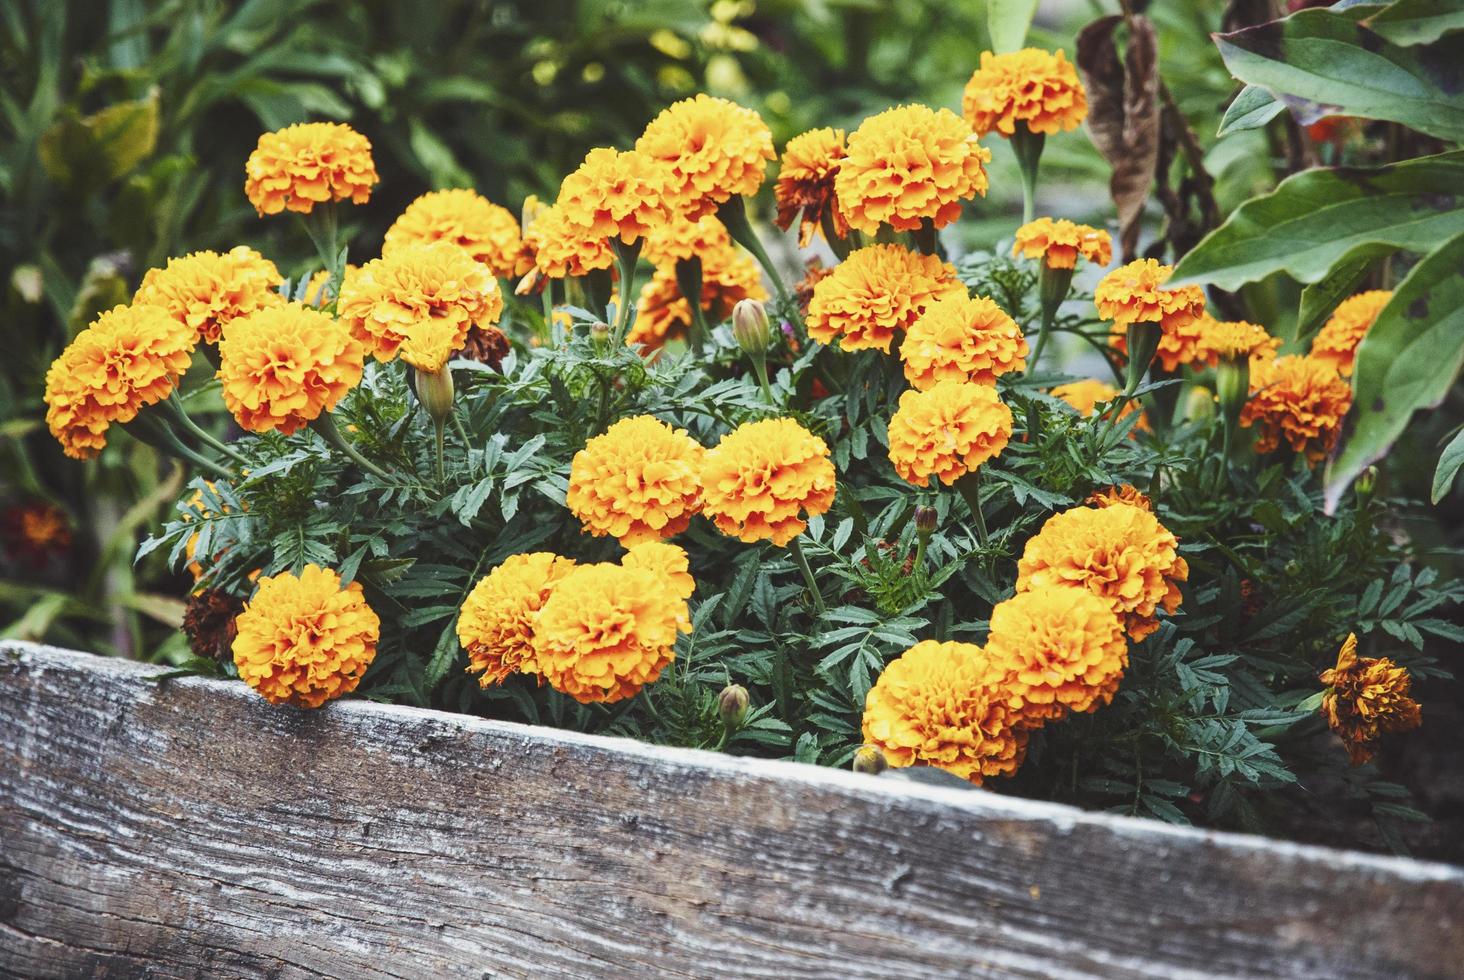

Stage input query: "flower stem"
[
  {"left": 131, "top": 412, "right": 234, "bottom": 479},
  {"left": 311, "top": 411, "right": 393, "bottom": 482},
  {"left": 166, "top": 393, "right": 248, "bottom": 466},
  {"left": 911, "top": 217, "right": 940, "bottom": 257},
  {"left": 717, "top": 196, "right": 795, "bottom": 313},
  {"left": 673, "top": 257, "right": 708, "bottom": 356},
  {"left": 955, "top": 470, "right": 989, "bottom": 547},
  {"left": 788, "top": 535, "right": 826, "bottom": 614},
  {"left": 1011, "top": 123, "right": 1046, "bottom": 226},
  {"left": 750, "top": 353, "right": 774, "bottom": 404},
  {"left": 610, "top": 238, "right": 642, "bottom": 347}
]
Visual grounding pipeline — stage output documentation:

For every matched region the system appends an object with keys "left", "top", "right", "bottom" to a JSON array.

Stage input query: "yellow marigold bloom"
[
  {"left": 338, "top": 241, "right": 502, "bottom": 369},
  {"left": 133, "top": 247, "right": 284, "bottom": 344},
  {"left": 567, "top": 415, "right": 705, "bottom": 545},
  {"left": 835, "top": 104, "right": 991, "bottom": 234},
  {"left": 243, "top": 122, "right": 378, "bottom": 216},
  {"left": 217, "top": 303, "right": 364, "bottom": 435},
  {"left": 43, "top": 303, "right": 195, "bottom": 460},
  {"left": 962, "top": 48, "right": 1088, "bottom": 138},
  {"left": 1016, "top": 503, "right": 1188, "bottom": 642},
  {"left": 701, "top": 417, "right": 836, "bottom": 546},
  {"left": 1195, "top": 315, "right": 1281, "bottom": 365},
  {"left": 774, "top": 127, "right": 849, "bottom": 247},
  {"left": 1086, "top": 484, "right": 1152, "bottom": 511},
  {"left": 1051, "top": 379, "right": 1150, "bottom": 433},
  {"left": 861, "top": 639, "right": 1027, "bottom": 785},
  {"left": 555, "top": 147, "right": 672, "bottom": 245},
  {"left": 1319, "top": 633, "right": 1422, "bottom": 766},
  {"left": 636, "top": 94, "right": 774, "bottom": 219},
  {"left": 640, "top": 214, "right": 732, "bottom": 266},
  {"left": 901, "top": 293, "right": 1027, "bottom": 389},
  {"left": 525, "top": 202, "right": 614, "bottom": 279},
  {"left": 629, "top": 242, "right": 766, "bottom": 351},
  {"left": 623, "top": 540, "right": 695, "bottom": 601},
  {"left": 532, "top": 562, "right": 690, "bottom": 703},
  {"left": 383, "top": 189, "right": 532, "bottom": 279},
  {"left": 887, "top": 381, "right": 1012, "bottom": 487},
  {"left": 806, "top": 244, "right": 964, "bottom": 353},
  {"left": 985, "top": 587, "right": 1128, "bottom": 723},
  {"left": 1012, "top": 218, "right": 1111, "bottom": 270},
  {"left": 232, "top": 564, "right": 380, "bottom": 708},
  {"left": 457, "top": 552, "right": 578, "bottom": 687},
  {"left": 1096, "top": 259, "right": 1208, "bottom": 370},
  {"left": 1311, "top": 290, "right": 1391, "bottom": 377},
  {"left": 1241, "top": 354, "right": 1352, "bottom": 466}
]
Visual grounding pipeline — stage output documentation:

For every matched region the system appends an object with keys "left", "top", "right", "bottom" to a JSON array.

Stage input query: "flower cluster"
[
  {"left": 806, "top": 244, "right": 964, "bottom": 352},
  {"left": 1241, "top": 354, "right": 1352, "bottom": 465},
  {"left": 567, "top": 415, "right": 705, "bottom": 545},
  {"left": 1319, "top": 633, "right": 1422, "bottom": 766},
  {"left": 132, "top": 247, "right": 283, "bottom": 344}
]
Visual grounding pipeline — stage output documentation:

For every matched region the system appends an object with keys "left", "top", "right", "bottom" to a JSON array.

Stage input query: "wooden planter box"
[{"left": 3, "top": 641, "right": 1462, "bottom": 978}]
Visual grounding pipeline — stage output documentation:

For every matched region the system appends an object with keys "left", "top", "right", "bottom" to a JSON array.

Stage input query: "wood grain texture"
[{"left": 2, "top": 641, "right": 1462, "bottom": 980}]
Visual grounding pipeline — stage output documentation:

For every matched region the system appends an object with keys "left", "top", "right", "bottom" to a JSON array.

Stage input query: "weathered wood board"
[{"left": 2, "top": 641, "right": 1462, "bottom": 979}]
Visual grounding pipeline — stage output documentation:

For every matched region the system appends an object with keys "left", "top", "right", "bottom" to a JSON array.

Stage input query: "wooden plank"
[{"left": 1, "top": 640, "right": 1461, "bottom": 980}]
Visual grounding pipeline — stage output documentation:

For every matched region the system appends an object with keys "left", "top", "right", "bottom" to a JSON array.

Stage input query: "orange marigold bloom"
[
  {"left": 701, "top": 417, "right": 836, "bottom": 547},
  {"left": 232, "top": 564, "right": 380, "bottom": 708},
  {"left": 1241, "top": 354, "right": 1352, "bottom": 466},
  {"left": 1320, "top": 632, "right": 1422, "bottom": 766},
  {"left": 806, "top": 244, "right": 964, "bottom": 353},
  {"left": 1051, "top": 379, "right": 1150, "bottom": 433},
  {"left": 901, "top": 293, "right": 1027, "bottom": 389},
  {"left": 1012, "top": 218, "right": 1111, "bottom": 270},
  {"left": 1195, "top": 315, "right": 1281, "bottom": 365},
  {"left": 0, "top": 502, "right": 71, "bottom": 567},
  {"left": 623, "top": 540, "right": 695, "bottom": 602},
  {"left": 244, "top": 122, "right": 378, "bottom": 216},
  {"left": 887, "top": 381, "right": 1013, "bottom": 487},
  {"left": 567, "top": 415, "right": 705, "bottom": 545},
  {"left": 629, "top": 243, "right": 766, "bottom": 351},
  {"left": 640, "top": 214, "right": 732, "bottom": 267},
  {"left": 532, "top": 562, "right": 690, "bottom": 703},
  {"left": 43, "top": 303, "right": 196, "bottom": 460},
  {"left": 555, "top": 147, "right": 672, "bottom": 245},
  {"left": 1016, "top": 503, "right": 1188, "bottom": 641},
  {"left": 525, "top": 202, "right": 614, "bottom": 279},
  {"left": 217, "top": 303, "right": 365, "bottom": 435},
  {"left": 338, "top": 242, "right": 502, "bottom": 370},
  {"left": 457, "top": 552, "right": 579, "bottom": 687},
  {"left": 383, "top": 189, "right": 532, "bottom": 279},
  {"left": 862, "top": 639, "right": 1027, "bottom": 785},
  {"left": 962, "top": 48, "right": 1088, "bottom": 138},
  {"left": 636, "top": 94, "right": 774, "bottom": 219},
  {"left": 1086, "top": 484, "right": 1152, "bottom": 511},
  {"left": 133, "top": 247, "right": 284, "bottom": 344},
  {"left": 985, "top": 586, "right": 1128, "bottom": 723},
  {"left": 1311, "top": 290, "right": 1391, "bottom": 376},
  {"left": 774, "top": 127, "right": 849, "bottom": 247},
  {"left": 1097, "top": 259, "right": 1208, "bottom": 370},
  {"left": 835, "top": 104, "right": 991, "bottom": 234}
]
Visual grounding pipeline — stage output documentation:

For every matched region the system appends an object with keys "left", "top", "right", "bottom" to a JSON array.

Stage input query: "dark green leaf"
[
  {"left": 1217, "top": 84, "right": 1284, "bottom": 136},
  {"left": 1366, "top": 0, "right": 1464, "bottom": 46},
  {"left": 1430, "top": 426, "right": 1464, "bottom": 503}
]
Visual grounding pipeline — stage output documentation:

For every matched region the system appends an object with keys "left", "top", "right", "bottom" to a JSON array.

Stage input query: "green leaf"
[
  {"left": 1214, "top": 8, "right": 1464, "bottom": 142},
  {"left": 1326, "top": 232, "right": 1464, "bottom": 510},
  {"left": 1367, "top": 0, "right": 1464, "bottom": 46},
  {"left": 987, "top": 0, "right": 1039, "bottom": 53},
  {"left": 38, "top": 89, "right": 160, "bottom": 192},
  {"left": 1431, "top": 427, "right": 1464, "bottom": 504},
  {"left": 1295, "top": 243, "right": 1391, "bottom": 343},
  {"left": 1217, "top": 84, "right": 1284, "bottom": 136},
  {"left": 1170, "top": 150, "right": 1464, "bottom": 290}
]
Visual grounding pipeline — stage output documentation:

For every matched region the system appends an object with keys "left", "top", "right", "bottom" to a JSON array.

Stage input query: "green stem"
[
  {"left": 750, "top": 353, "right": 774, "bottom": 404},
  {"left": 717, "top": 196, "right": 795, "bottom": 313},
  {"left": 610, "top": 238, "right": 642, "bottom": 347},
  {"left": 911, "top": 217, "right": 940, "bottom": 257},
  {"left": 788, "top": 535, "right": 826, "bottom": 614},
  {"left": 311, "top": 412, "right": 393, "bottom": 482},
  {"left": 674, "top": 257, "right": 708, "bottom": 356},
  {"left": 166, "top": 393, "right": 248, "bottom": 465},
  {"left": 540, "top": 281, "right": 556, "bottom": 339},
  {"left": 955, "top": 470, "right": 989, "bottom": 547},
  {"left": 913, "top": 529, "right": 930, "bottom": 574},
  {"left": 452, "top": 410, "right": 471, "bottom": 449},
  {"left": 1011, "top": 123, "right": 1045, "bottom": 226},
  {"left": 131, "top": 413, "right": 234, "bottom": 479},
  {"left": 433, "top": 416, "right": 446, "bottom": 482}
]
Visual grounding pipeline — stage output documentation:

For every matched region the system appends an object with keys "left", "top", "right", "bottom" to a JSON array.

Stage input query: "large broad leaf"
[
  {"left": 1324, "top": 232, "right": 1464, "bottom": 512},
  {"left": 1432, "top": 427, "right": 1464, "bottom": 504},
  {"left": 987, "top": 0, "right": 1040, "bottom": 52},
  {"left": 38, "top": 91, "right": 159, "bottom": 193},
  {"left": 1216, "top": 84, "right": 1284, "bottom": 136},
  {"left": 1294, "top": 243, "right": 1392, "bottom": 343},
  {"left": 1366, "top": 0, "right": 1464, "bottom": 46},
  {"left": 1215, "top": 7, "right": 1464, "bottom": 142},
  {"left": 1169, "top": 150, "right": 1464, "bottom": 290}
]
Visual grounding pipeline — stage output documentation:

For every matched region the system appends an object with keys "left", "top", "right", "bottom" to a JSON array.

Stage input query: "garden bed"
[{"left": 2, "top": 641, "right": 1461, "bottom": 979}]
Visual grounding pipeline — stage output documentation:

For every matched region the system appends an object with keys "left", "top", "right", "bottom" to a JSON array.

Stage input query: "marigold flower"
[
  {"left": 962, "top": 48, "right": 1088, "bottom": 138},
  {"left": 622, "top": 540, "right": 696, "bottom": 601},
  {"left": 43, "top": 303, "right": 196, "bottom": 459},
  {"left": 244, "top": 122, "right": 379, "bottom": 216},
  {"left": 701, "top": 417, "right": 836, "bottom": 546},
  {"left": 1012, "top": 218, "right": 1111, "bottom": 270},
  {"left": 1241, "top": 354, "right": 1352, "bottom": 466},
  {"left": 525, "top": 202, "right": 614, "bottom": 279},
  {"left": 1311, "top": 290, "right": 1391, "bottom": 377},
  {"left": 1050, "top": 379, "right": 1150, "bottom": 433},
  {"left": 1016, "top": 503, "right": 1188, "bottom": 641},
  {"left": 383, "top": 189, "right": 532, "bottom": 279},
  {"left": 901, "top": 294, "right": 1027, "bottom": 389},
  {"left": 806, "top": 244, "right": 964, "bottom": 353},
  {"left": 555, "top": 147, "right": 672, "bottom": 245},
  {"left": 217, "top": 303, "right": 365, "bottom": 435},
  {"left": 1195, "top": 315, "right": 1281, "bottom": 365},
  {"left": 133, "top": 247, "right": 284, "bottom": 344},
  {"left": 985, "top": 587, "right": 1128, "bottom": 723},
  {"left": 636, "top": 94, "right": 774, "bottom": 219},
  {"left": 1319, "top": 633, "right": 1422, "bottom": 766},
  {"left": 567, "top": 416, "right": 705, "bottom": 545},
  {"left": 774, "top": 127, "right": 849, "bottom": 246},
  {"left": 862, "top": 639, "right": 1027, "bottom": 785},
  {"left": 232, "top": 564, "right": 380, "bottom": 708},
  {"left": 835, "top": 104, "right": 991, "bottom": 234},
  {"left": 887, "top": 381, "right": 1013, "bottom": 487},
  {"left": 338, "top": 241, "right": 502, "bottom": 370},
  {"left": 532, "top": 562, "right": 690, "bottom": 703},
  {"left": 1086, "top": 484, "right": 1152, "bottom": 511},
  {"left": 0, "top": 502, "right": 71, "bottom": 567},
  {"left": 640, "top": 214, "right": 732, "bottom": 267},
  {"left": 458, "top": 552, "right": 579, "bottom": 687},
  {"left": 628, "top": 243, "right": 766, "bottom": 351},
  {"left": 1096, "top": 259, "right": 1208, "bottom": 370}
]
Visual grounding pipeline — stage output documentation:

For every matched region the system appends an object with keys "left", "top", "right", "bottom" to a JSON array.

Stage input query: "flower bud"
[
  {"left": 414, "top": 366, "right": 455, "bottom": 423},
  {"left": 589, "top": 320, "right": 611, "bottom": 346},
  {"left": 731, "top": 298, "right": 772, "bottom": 356},
  {"left": 914, "top": 505, "right": 937, "bottom": 535},
  {"left": 852, "top": 744, "right": 888, "bottom": 775},
  {"left": 1214, "top": 355, "right": 1250, "bottom": 426},
  {"left": 1123, "top": 320, "right": 1163, "bottom": 396},
  {"left": 521, "top": 193, "right": 547, "bottom": 232},
  {"left": 717, "top": 684, "right": 749, "bottom": 730},
  {"left": 1356, "top": 465, "right": 1378, "bottom": 506}
]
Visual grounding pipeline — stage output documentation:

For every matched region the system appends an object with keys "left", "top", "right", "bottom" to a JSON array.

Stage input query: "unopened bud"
[
  {"left": 914, "top": 505, "right": 937, "bottom": 535},
  {"left": 414, "top": 366, "right": 455, "bottom": 422},
  {"left": 1123, "top": 320, "right": 1163, "bottom": 396},
  {"left": 520, "top": 194, "right": 547, "bottom": 232},
  {"left": 1214, "top": 356, "right": 1250, "bottom": 425},
  {"left": 1356, "top": 465, "right": 1378, "bottom": 504},
  {"left": 589, "top": 320, "right": 611, "bottom": 346},
  {"left": 731, "top": 298, "right": 772, "bottom": 356},
  {"left": 1181, "top": 384, "right": 1216, "bottom": 422},
  {"left": 515, "top": 268, "right": 543, "bottom": 297},
  {"left": 852, "top": 745, "right": 888, "bottom": 775},
  {"left": 717, "top": 684, "right": 749, "bottom": 729}
]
